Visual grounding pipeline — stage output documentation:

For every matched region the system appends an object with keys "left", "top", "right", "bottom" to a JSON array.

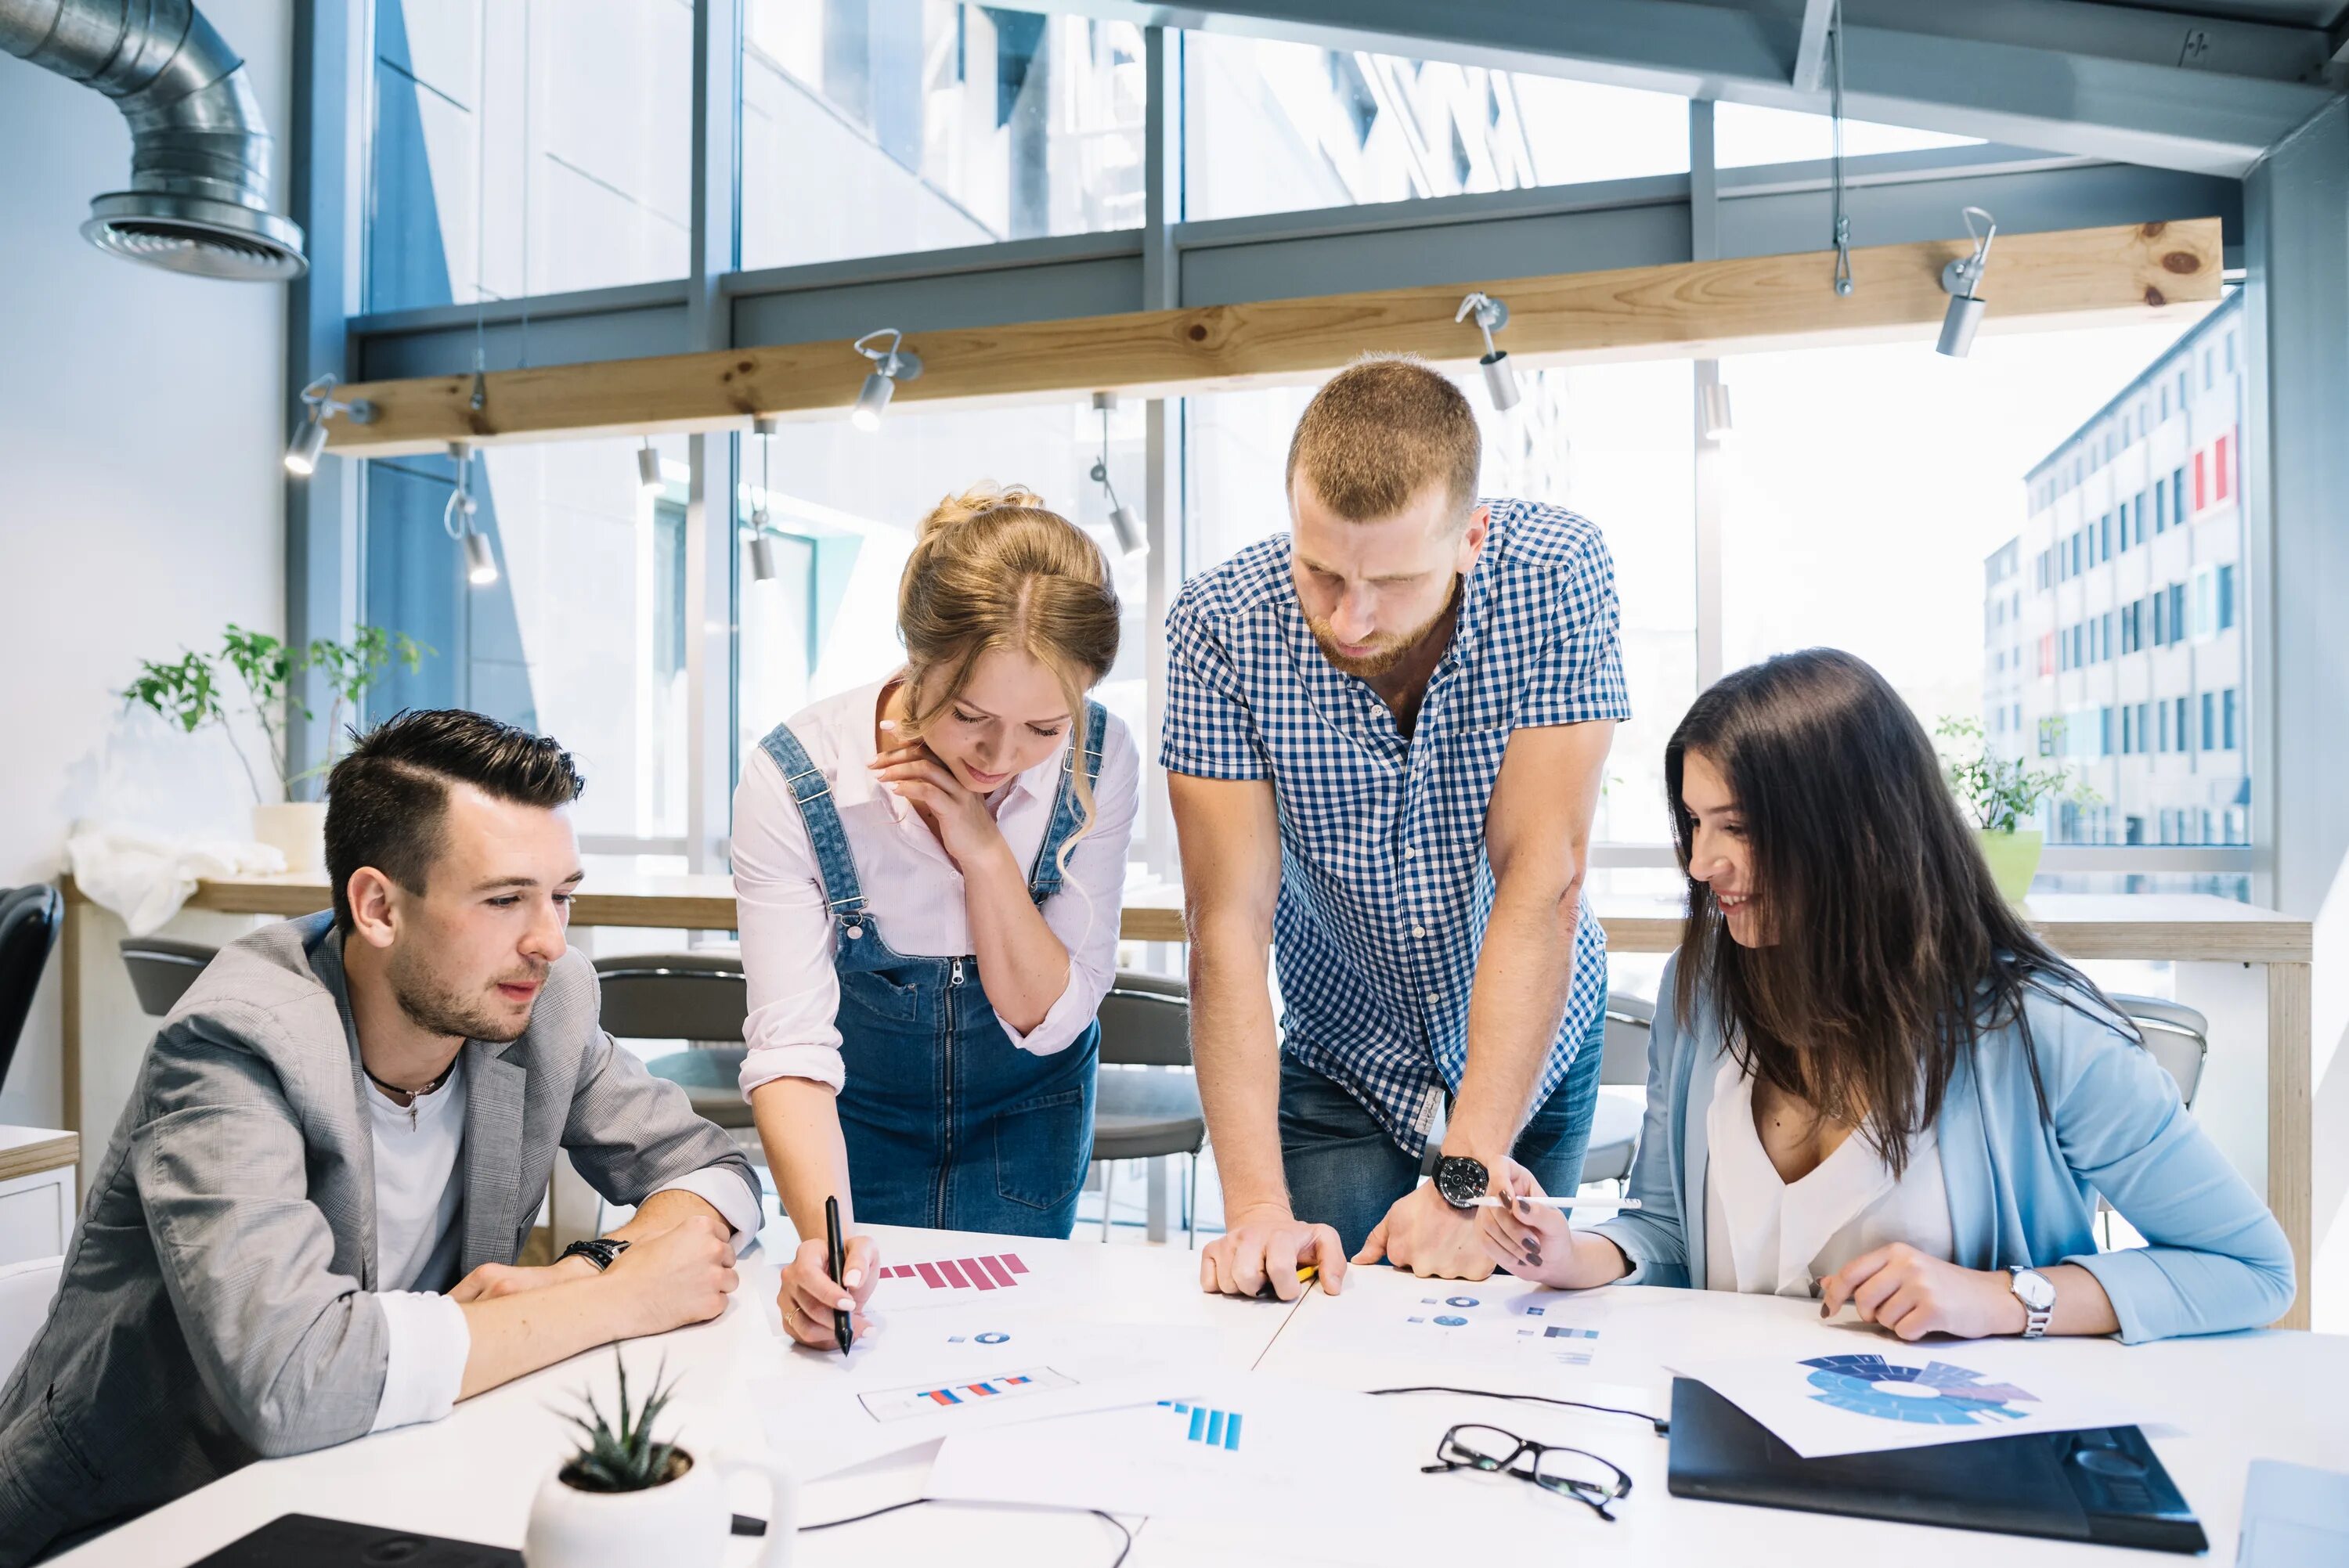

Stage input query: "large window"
[
  {"left": 1712, "top": 103, "right": 1980, "bottom": 168},
  {"left": 366, "top": 0, "right": 693, "bottom": 312},
  {"left": 740, "top": 2, "right": 1146, "bottom": 270},
  {"left": 1182, "top": 34, "right": 1688, "bottom": 222}
]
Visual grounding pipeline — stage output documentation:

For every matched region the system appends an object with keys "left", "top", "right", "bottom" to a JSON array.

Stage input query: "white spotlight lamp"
[
  {"left": 745, "top": 414, "right": 781, "bottom": 581},
  {"left": 637, "top": 438, "right": 664, "bottom": 496},
  {"left": 1456, "top": 291, "right": 1519, "bottom": 412},
  {"left": 1089, "top": 391, "right": 1147, "bottom": 558},
  {"left": 1937, "top": 206, "right": 1997, "bottom": 359},
  {"left": 442, "top": 441, "right": 497, "bottom": 588},
  {"left": 283, "top": 373, "right": 377, "bottom": 476},
  {"left": 1698, "top": 376, "right": 1734, "bottom": 442},
  {"left": 850, "top": 328, "right": 922, "bottom": 432}
]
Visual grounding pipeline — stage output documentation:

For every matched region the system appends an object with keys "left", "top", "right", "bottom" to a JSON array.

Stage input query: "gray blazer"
[{"left": 0, "top": 913, "right": 759, "bottom": 1563}]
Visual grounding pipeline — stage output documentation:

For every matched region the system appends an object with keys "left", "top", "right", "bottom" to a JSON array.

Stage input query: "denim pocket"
[
  {"left": 838, "top": 967, "right": 922, "bottom": 1026},
  {"left": 992, "top": 1084, "right": 1092, "bottom": 1210}
]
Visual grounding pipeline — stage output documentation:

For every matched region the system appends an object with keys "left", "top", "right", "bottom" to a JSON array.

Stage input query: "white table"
[{"left": 51, "top": 1223, "right": 2349, "bottom": 1567}]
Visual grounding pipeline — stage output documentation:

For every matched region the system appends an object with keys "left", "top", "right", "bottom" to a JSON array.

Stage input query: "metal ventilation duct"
[{"left": 0, "top": 0, "right": 305, "bottom": 280}]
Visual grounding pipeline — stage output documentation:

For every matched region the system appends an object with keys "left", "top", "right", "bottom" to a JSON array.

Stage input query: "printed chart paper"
[
  {"left": 1679, "top": 1348, "right": 2149, "bottom": 1458},
  {"left": 1284, "top": 1266, "right": 1612, "bottom": 1374}
]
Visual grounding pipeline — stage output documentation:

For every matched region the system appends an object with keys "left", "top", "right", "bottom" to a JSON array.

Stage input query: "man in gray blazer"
[{"left": 0, "top": 711, "right": 764, "bottom": 1563}]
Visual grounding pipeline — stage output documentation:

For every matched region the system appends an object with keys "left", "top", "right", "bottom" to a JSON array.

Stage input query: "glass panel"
[
  {"left": 1182, "top": 34, "right": 1687, "bottom": 222},
  {"left": 366, "top": 0, "right": 693, "bottom": 312},
  {"left": 360, "top": 436, "right": 696, "bottom": 844},
  {"left": 740, "top": 2, "right": 1146, "bottom": 270},
  {"left": 1717, "top": 302, "right": 2246, "bottom": 852},
  {"left": 1181, "top": 362, "right": 1694, "bottom": 847},
  {"left": 734, "top": 398, "right": 1149, "bottom": 864},
  {"left": 1713, "top": 102, "right": 1982, "bottom": 168}
]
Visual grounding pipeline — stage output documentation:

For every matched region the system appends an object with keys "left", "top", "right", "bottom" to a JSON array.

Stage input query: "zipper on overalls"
[{"left": 938, "top": 957, "right": 966, "bottom": 1224}]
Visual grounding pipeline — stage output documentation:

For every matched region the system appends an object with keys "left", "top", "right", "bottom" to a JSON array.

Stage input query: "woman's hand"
[
  {"left": 869, "top": 741, "right": 1006, "bottom": 871},
  {"left": 1474, "top": 1158, "right": 1577, "bottom": 1284},
  {"left": 777, "top": 1233, "right": 881, "bottom": 1350},
  {"left": 1818, "top": 1243, "right": 2029, "bottom": 1340}
]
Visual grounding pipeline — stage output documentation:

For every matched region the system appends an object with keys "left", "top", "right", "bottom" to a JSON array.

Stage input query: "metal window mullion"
[
  {"left": 1690, "top": 99, "right": 1724, "bottom": 692},
  {"left": 684, "top": 0, "right": 742, "bottom": 878},
  {"left": 1142, "top": 24, "right": 1182, "bottom": 881}
]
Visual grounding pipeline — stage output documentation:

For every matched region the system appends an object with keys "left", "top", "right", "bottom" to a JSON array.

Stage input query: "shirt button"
[
  {"left": 1425, "top": 992, "right": 1438, "bottom": 1004},
  {"left": 1405, "top": 846, "right": 1418, "bottom": 859},
  {"left": 1411, "top": 925, "right": 1427, "bottom": 939}
]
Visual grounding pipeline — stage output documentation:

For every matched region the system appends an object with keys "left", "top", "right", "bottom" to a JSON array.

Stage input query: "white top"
[
  {"left": 732, "top": 678, "right": 1141, "bottom": 1098},
  {"left": 1701, "top": 1051, "right": 1956, "bottom": 1298},
  {"left": 364, "top": 1064, "right": 763, "bottom": 1436}
]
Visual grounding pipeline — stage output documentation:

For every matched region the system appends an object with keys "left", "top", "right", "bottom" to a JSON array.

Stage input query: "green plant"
[
  {"left": 558, "top": 1353, "right": 686, "bottom": 1494},
  {"left": 1935, "top": 714, "right": 2098, "bottom": 833},
  {"left": 121, "top": 624, "right": 430, "bottom": 802}
]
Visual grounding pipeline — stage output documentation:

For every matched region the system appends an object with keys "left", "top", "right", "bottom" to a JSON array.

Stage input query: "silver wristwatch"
[{"left": 2008, "top": 1265, "right": 2055, "bottom": 1338}]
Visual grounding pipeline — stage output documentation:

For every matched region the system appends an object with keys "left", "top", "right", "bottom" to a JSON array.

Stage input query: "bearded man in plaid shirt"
[{"left": 1165, "top": 355, "right": 1630, "bottom": 1297}]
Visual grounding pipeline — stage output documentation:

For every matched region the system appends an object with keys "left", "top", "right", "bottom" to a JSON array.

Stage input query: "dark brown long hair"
[{"left": 1667, "top": 649, "right": 2121, "bottom": 1174}]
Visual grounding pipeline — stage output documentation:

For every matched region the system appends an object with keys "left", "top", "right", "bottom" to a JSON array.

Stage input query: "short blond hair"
[
  {"left": 1284, "top": 355, "right": 1481, "bottom": 523},
  {"left": 897, "top": 483, "right": 1120, "bottom": 867}
]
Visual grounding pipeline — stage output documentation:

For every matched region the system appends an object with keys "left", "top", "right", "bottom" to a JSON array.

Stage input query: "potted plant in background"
[
  {"left": 524, "top": 1353, "right": 799, "bottom": 1568},
  {"left": 1936, "top": 715, "right": 2096, "bottom": 903},
  {"left": 122, "top": 623, "right": 428, "bottom": 873}
]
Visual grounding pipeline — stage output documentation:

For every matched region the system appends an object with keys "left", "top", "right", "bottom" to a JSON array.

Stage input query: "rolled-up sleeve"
[
  {"left": 997, "top": 716, "right": 1143, "bottom": 1057},
  {"left": 368, "top": 1291, "right": 469, "bottom": 1434},
  {"left": 732, "top": 748, "right": 849, "bottom": 1097}
]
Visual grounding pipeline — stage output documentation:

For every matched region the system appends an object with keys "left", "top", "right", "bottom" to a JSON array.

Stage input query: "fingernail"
[
  {"left": 879, "top": 719, "right": 897, "bottom": 730},
  {"left": 838, "top": 1297, "right": 854, "bottom": 1311},
  {"left": 844, "top": 1269, "right": 862, "bottom": 1288}
]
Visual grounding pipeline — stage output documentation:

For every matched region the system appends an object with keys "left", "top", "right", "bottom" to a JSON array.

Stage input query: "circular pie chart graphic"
[{"left": 1800, "top": 1354, "right": 2039, "bottom": 1427}]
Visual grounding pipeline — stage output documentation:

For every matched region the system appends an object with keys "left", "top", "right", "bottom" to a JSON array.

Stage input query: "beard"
[
  {"left": 387, "top": 944, "right": 544, "bottom": 1044},
  {"left": 1306, "top": 582, "right": 1460, "bottom": 679}
]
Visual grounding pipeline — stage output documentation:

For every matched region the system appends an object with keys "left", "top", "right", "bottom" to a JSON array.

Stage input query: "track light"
[
  {"left": 745, "top": 414, "right": 781, "bottom": 580},
  {"left": 442, "top": 441, "right": 496, "bottom": 588},
  {"left": 850, "top": 328, "right": 922, "bottom": 432},
  {"left": 1456, "top": 291, "right": 1519, "bottom": 412},
  {"left": 283, "top": 373, "right": 377, "bottom": 476},
  {"left": 1937, "top": 206, "right": 1997, "bottom": 359},
  {"left": 1088, "top": 391, "right": 1148, "bottom": 559},
  {"left": 1698, "top": 375, "right": 1734, "bottom": 442},
  {"left": 637, "top": 438, "right": 663, "bottom": 495}
]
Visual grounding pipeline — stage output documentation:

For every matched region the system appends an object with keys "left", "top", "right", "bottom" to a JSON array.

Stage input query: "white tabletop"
[{"left": 49, "top": 1222, "right": 2349, "bottom": 1567}]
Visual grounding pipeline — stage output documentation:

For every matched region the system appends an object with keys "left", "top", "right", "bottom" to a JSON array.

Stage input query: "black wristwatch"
[
  {"left": 1434, "top": 1154, "right": 1491, "bottom": 1209},
  {"left": 558, "top": 1238, "right": 630, "bottom": 1272}
]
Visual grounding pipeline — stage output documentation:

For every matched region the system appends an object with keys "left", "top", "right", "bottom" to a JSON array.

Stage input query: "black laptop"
[{"left": 1667, "top": 1378, "right": 2208, "bottom": 1554}]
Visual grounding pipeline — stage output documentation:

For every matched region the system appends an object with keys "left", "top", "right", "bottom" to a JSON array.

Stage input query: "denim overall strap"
[
  {"left": 756, "top": 719, "right": 870, "bottom": 925},
  {"left": 1025, "top": 701, "right": 1109, "bottom": 907}
]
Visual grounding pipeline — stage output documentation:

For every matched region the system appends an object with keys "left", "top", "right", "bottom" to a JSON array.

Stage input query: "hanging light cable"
[
  {"left": 1829, "top": 0, "right": 1853, "bottom": 297},
  {"left": 1088, "top": 392, "right": 1146, "bottom": 557},
  {"left": 747, "top": 415, "right": 781, "bottom": 582}
]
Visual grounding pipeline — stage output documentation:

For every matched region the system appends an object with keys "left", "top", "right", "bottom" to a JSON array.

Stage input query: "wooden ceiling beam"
[{"left": 326, "top": 218, "right": 2219, "bottom": 458}]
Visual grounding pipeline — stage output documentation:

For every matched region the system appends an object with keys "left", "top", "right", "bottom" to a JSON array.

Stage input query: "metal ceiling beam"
[
  {"left": 1792, "top": 0, "right": 1836, "bottom": 94},
  {"left": 1007, "top": 0, "right": 2340, "bottom": 176}
]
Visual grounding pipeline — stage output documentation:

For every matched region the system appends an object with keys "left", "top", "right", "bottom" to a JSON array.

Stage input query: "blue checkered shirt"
[{"left": 1161, "top": 499, "right": 1632, "bottom": 1157}]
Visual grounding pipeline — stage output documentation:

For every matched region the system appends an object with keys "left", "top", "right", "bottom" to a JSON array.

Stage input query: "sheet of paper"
[
  {"left": 1277, "top": 1264, "right": 1615, "bottom": 1375},
  {"left": 1677, "top": 1346, "right": 2149, "bottom": 1458},
  {"left": 923, "top": 1368, "right": 1449, "bottom": 1563},
  {"left": 2237, "top": 1458, "right": 2349, "bottom": 1568},
  {"left": 750, "top": 1307, "right": 1223, "bottom": 1480}
]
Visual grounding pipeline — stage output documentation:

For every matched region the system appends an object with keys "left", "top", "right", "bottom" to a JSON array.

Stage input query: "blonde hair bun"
[{"left": 919, "top": 481, "right": 1051, "bottom": 541}]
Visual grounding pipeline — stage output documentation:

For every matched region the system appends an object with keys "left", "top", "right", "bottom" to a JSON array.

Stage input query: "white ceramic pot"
[
  {"left": 251, "top": 801, "right": 328, "bottom": 876},
  {"left": 523, "top": 1447, "right": 799, "bottom": 1568}
]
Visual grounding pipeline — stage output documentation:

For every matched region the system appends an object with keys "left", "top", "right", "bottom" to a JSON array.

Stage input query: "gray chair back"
[
  {"left": 2109, "top": 993, "right": 2208, "bottom": 1108},
  {"left": 121, "top": 936, "right": 218, "bottom": 1018},
  {"left": 1096, "top": 973, "right": 1192, "bottom": 1067},
  {"left": 1600, "top": 993, "right": 1654, "bottom": 1086},
  {"left": 591, "top": 953, "right": 748, "bottom": 1043}
]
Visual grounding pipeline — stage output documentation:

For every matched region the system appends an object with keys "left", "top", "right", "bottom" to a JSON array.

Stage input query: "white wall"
[{"left": 0, "top": 0, "right": 293, "bottom": 1128}]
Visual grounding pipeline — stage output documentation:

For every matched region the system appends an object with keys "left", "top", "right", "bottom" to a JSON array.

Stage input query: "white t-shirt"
[{"left": 1702, "top": 1052, "right": 1956, "bottom": 1297}]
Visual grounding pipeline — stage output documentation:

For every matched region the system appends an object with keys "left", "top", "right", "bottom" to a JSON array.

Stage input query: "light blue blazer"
[{"left": 1589, "top": 952, "right": 2295, "bottom": 1343}]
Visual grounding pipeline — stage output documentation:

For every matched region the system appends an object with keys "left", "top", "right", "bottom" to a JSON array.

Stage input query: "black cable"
[
  {"left": 738, "top": 1498, "right": 1134, "bottom": 1564},
  {"left": 1366, "top": 1383, "right": 1669, "bottom": 1436}
]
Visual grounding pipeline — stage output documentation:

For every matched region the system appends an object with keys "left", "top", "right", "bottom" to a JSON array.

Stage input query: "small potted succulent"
[
  {"left": 1936, "top": 715, "right": 2097, "bottom": 903},
  {"left": 121, "top": 623, "right": 427, "bottom": 872},
  {"left": 524, "top": 1353, "right": 799, "bottom": 1568}
]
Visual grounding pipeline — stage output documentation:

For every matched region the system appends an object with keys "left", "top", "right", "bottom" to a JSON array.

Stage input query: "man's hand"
[
  {"left": 778, "top": 1234, "right": 881, "bottom": 1349},
  {"left": 601, "top": 1211, "right": 739, "bottom": 1337},
  {"left": 1354, "top": 1181, "right": 1495, "bottom": 1280},
  {"left": 449, "top": 1256, "right": 596, "bottom": 1302},
  {"left": 1200, "top": 1204, "right": 1348, "bottom": 1299},
  {"left": 1819, "top": 1244, "right": 2028, "bottom": 1341}
]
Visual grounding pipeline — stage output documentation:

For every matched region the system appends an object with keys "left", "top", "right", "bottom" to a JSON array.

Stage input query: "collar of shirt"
[
  {"left": 824, "top": 676, "right": 1066, "bottom": 824},
  {"left": 1272, "top": 535, "right": 1497, "bottom": 747}
]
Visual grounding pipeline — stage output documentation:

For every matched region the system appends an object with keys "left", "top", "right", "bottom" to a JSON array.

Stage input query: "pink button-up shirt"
[{"left": 734, "top": 679, "right": 1140, "bottom": 1097}]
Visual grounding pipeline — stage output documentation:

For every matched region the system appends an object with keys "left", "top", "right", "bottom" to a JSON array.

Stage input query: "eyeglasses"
[{"left": 1421, "top": 1423, "right": 1633, "bottom": 1521}]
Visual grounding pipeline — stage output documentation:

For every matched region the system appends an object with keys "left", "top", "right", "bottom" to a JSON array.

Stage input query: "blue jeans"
[{"left": 1278, "top": 1001, "right": 1607, "bottom": 1257}]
